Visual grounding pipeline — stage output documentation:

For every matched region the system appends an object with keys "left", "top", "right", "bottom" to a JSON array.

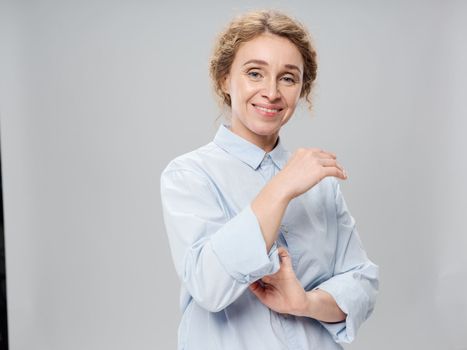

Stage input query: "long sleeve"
[
  {"left": 315, "top": 179, "right": 379, "bottom": 343},
  {"left": 160, "top": 167, "right": 280, "bottom": 313}
]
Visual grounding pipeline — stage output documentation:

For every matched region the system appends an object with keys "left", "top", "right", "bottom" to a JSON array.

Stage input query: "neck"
[{"left": 229, "top": 120, "right": 279, "bottom": 153}]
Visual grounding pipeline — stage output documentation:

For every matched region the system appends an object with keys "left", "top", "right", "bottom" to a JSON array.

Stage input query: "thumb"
[{"left": 277, "top": 247, "right": 293, "bottom": 270}]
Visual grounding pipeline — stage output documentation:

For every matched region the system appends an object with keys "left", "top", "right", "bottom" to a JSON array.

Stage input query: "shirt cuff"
[
  {"left": 210, "top": 204, "right": 280, "bottom": 284},
  {"left": 314, "top": 275, "right": 370, "bottom": 344}
]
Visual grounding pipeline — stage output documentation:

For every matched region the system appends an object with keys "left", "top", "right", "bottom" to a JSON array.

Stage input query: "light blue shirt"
[{"left": 160, "top": 124, "right": 379, "bottom": 350}]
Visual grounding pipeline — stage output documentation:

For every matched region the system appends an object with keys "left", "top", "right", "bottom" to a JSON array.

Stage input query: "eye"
[
  {"left": 281, "top": 75, "right": 296, "bottom": 85},
  {"left": 247, "top": 70, "right": 262, "bottom": 80}
]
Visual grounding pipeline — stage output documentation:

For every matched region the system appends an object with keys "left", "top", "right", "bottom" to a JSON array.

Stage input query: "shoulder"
[
  {"left": 160, "top": 141, "right": 231, "bottom": 187},
  {"left": 160, "top": 142, "right": 230, "bottom": 199},
  {"left": 162, "top": 142, "right": 216, "bottom": 173}
]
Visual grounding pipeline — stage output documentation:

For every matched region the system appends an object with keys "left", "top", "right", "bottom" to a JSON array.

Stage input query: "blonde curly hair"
[{"left": 209, "top": 9, "right": 317, "bottom": 110}]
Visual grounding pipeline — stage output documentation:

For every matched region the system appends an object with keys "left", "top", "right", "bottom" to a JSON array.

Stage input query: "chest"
[
  {"left": 280, "top": 190, "right": 338, "bottom": 289},
  {"left": 209, "top": 167, "right": 338, "bottom": 289}
]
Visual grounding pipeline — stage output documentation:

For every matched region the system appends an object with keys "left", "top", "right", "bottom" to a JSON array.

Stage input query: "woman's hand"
[
  {"left": 249, "top": 247, "right": 308, "bottom": 316},
  {"left": 249, "top": 247, "right": 347, "bottom": 322},
  {"left": 274, "top": 148, "right": 347, "bottom": 201}
]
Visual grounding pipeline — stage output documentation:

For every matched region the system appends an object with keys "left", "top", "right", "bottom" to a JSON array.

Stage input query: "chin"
[{"left": 249, "top": 121, "right": 281, "bottom": 136}]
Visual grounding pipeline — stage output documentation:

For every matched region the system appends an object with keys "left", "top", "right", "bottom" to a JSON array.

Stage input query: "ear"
[{"left": 221, "top": 74, "right": 230, "bottom": 95}]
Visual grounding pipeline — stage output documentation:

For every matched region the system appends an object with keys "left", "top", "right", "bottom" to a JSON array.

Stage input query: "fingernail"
[{"left": 343, "top": 169, "right": 348, "bottom": 178}]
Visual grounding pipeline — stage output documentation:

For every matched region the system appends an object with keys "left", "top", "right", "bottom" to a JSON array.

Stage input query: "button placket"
[
  {"left": 261, "top": 155, "right": 302, "bottom": 349},
  {"left": 259, "top": 154, "right": 275, "bottom": 183},
  {"left": 279, "top": 223, "right": 299, "bottom": 272}
]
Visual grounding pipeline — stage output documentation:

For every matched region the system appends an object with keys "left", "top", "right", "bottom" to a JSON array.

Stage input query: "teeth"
[{"left": 255, "top": 105, "right": 280, "bottom": 113}]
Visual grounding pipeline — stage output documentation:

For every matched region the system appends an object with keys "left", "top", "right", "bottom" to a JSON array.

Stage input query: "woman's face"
[{"left": 223, "top": 32, "right": 304, "bottom": 150}]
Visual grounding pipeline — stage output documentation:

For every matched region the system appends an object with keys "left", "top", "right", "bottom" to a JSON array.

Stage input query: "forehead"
[{"left": 233, "top": 33, "right": 303, "bottom": 69}]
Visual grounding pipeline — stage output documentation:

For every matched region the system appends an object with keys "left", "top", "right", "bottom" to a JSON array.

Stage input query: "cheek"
[
  {"left": 284, "top": 88, "right": 302, "bottom": 107},
  {"left": 232, "top": 85, "right": 256, "bottom": 107}
]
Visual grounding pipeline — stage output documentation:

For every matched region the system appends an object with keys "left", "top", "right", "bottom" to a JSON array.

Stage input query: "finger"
[
  {"left": 323, "top": 166, "right": 348, "bottom": 180},
  {"left": 249, "top": 281, "right": 260, "bottom": 291},
  {"left": 277, "top": 246, "right": 289, "bottom": 259},
  {"left": 249, "top": 281, "right": 266, "bottom": 300},
  {"left": 319, "top": 159, "right": 344, "bottom": 172},
  {"left": 296, "top": 147, "right": 337, "bottom": 159},
  {"left": 316, "top": 149, "right": 336, "bottom": 159},
  {"left": 277, "top": 247, "right": 293, "bottom": 269},
  {"left": 262, "top": 275, "right": 273, "bottom": 284}
]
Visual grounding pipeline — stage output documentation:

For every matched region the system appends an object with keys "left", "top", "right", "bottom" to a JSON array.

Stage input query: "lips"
[{"left": 252, "top": 103, "right": 284, "bottom": 116}]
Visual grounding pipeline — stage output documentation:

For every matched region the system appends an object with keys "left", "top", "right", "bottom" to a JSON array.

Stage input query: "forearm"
[
  {"left": 251, "top": 174, "right": 291, "bottom": 252},
  {"left": 300, "top": 289, "right": 346, "bottom": 323}
]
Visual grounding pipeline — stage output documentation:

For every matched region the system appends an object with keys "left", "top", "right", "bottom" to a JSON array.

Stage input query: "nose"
[{"left": 262, "top": 79, "right": 281, "bottom": 101}]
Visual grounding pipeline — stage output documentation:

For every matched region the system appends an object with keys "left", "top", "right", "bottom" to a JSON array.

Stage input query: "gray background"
[{"left": 1, "top": 0, "right": 466, "bottom": 349}]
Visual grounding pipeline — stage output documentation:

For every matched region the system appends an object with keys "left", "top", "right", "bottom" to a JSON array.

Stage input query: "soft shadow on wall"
[{"left": 0, "top": 137, "right": 9, "bottom": 349}]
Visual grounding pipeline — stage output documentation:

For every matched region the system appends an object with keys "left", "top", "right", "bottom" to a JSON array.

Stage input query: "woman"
[{"left": 161, "top": 9, "right": 378, "bottom": 350}]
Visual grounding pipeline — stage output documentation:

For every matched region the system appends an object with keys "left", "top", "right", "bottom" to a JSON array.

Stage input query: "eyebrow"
[{"left": 242, "top": 59, "right": 302, "bottom": 74}]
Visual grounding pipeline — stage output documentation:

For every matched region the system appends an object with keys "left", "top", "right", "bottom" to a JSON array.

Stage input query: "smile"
[{"left": 252, "top": 104, "right": 283, "bottom": 114}]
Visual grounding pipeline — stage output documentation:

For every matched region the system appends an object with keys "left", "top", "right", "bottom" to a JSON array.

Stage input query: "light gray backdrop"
[{"left": 1, "top": 0, "right": 466, "bottom": 349}]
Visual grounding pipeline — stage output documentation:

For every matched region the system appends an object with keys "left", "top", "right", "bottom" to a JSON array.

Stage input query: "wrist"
[
  {"left": 297, "top": 290, "right": 316, "bottom": 318},
  {"left": 268, "top": 173, "right": 293, "bottom": 204},
  {"left": 301, "top": 289, "right": 347, "bottom": 322}
]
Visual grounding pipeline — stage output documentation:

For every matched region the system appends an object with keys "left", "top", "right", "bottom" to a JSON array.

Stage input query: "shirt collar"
[{"left": 213, "top": 124, "right": 289, "bottom": 170}]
